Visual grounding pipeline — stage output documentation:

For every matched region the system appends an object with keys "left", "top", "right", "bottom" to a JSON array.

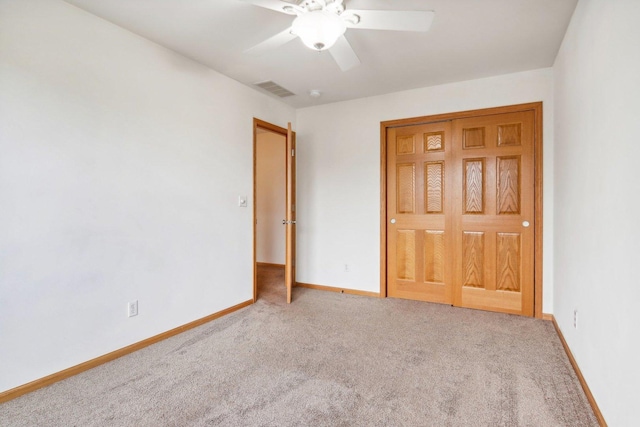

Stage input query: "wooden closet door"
[
  {"left": 451, "top": 111, "right": 535, "bottom": 316},
  {"left": 387, "top": 122, "right": 453, "bottom": 304}
]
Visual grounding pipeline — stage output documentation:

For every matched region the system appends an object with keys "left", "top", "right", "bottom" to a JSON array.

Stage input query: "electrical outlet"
[
  {"left": 573, "top": 309, "right": 578, "bottom": 329},
  {"left": 238, "top": 196, "right": 247, "bottom": 207},
  {"left": 128, "top": 300, "right": 138, "bottom": 317}
]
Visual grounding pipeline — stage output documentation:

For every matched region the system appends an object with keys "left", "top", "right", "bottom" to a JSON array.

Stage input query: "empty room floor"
[{"left": 0, "top": 265, "right": 597, "bottom": 426}]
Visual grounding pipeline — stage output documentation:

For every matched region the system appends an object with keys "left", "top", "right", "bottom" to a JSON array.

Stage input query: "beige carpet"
[{"left": 0, "top": 265, "right": 597, "bottom": 426}]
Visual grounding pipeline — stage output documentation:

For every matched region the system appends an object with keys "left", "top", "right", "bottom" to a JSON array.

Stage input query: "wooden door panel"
[
  {"left": 425, "top": 162, "right": 444, "bottom": 213},
  {"left": 424, "top": 230, "right": 445, "bottom": 282},
  {"left": 463, "top": 158, "right": 485, "bottom": 214},
  {"left": 462, "top": 231, "right": 485, "bottom": 288},
  {"left": 496, "top": 232, "right": 521, "bottom": 292},
  {"left": 395, "top": 229, "right": 416, "bottom": 281},
  {"left": 453, "top": 111, "right": 535, "bottom": 316},
  {"left": 496, "top": 156, "right": 521, "bottom": 214},
  {"left": 387, "top": 122, "right": 453, "bottom": 304},
  {"left": 396, "top": 163, "right": 416, "bottom": 214}
]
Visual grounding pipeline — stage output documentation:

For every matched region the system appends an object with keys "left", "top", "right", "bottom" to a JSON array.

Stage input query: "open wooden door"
[
  {"left": 253, "top": 118, "right": 295, "bottom": 304},
  {"left": 285, "top": 123, "right": 296, "bottom": 303}
]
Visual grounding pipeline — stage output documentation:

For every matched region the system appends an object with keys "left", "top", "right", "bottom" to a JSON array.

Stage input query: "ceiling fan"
[{"left": 241, "top": 0, "right": 435, "bottom": 71}]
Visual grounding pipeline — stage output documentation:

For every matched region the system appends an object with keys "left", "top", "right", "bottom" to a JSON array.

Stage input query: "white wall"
[
  {"left": 256, "top": 131, "right": 286, "bottom": 265},
  {"left": 296, "top": 69, "right": 554, "bottom": 310},
  {"left": 0, "top": 0, "right": 294, "bottom": 393},
  {"left": 553, "top": 0, "right": 640, "bottom": 424}
]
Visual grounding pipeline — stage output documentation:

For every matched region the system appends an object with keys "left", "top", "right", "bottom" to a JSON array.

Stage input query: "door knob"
[
  {"left": 522, "top": 221, "right": 530, "bottom": 227},
  {"left": 390, "top": 218, "right": 396, "bottom": 224}
]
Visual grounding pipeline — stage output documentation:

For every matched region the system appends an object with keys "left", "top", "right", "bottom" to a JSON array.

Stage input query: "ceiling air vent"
[{"left": 254, "top": 80, "right": 295, "bottom": 98}]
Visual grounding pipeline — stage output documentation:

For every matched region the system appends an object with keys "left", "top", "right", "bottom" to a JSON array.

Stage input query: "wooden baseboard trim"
[
  {"left": 542, "top": 313, "right": 554, "bottom": 321},
  {"left": 296, "top": 282, "right": 380, "bottom": 298},
  {"left": 0, "top": 299, "right": 253, "bottom": 404},
  {"left": 256, "top": 262, "right": 285, "bottom": 268},
  {"left": 547, "top": 315, "right": 607, "bottom": 426}
]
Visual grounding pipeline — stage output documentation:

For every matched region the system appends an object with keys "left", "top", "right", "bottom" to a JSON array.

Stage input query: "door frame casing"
[
  {"left": 379, "top": 102, "right": 544, "bottom": 318},
  {"left": 252, "top": 118, "right": 288, "bottom": 303}
]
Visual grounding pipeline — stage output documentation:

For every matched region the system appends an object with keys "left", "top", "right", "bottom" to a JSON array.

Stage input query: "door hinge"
[
  {"left": 291, "top": 149, "right": 295, "bottom": 157},
  {"left": 282, "top": 220, "right": 297, "bottom": 225}
]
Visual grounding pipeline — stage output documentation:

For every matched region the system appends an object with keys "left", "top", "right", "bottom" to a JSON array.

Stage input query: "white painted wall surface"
[
  {"left": 553, "top": 0, "right": 640, "bottom": 424},
  {"left": 296, "top": 69, "right": 555, "bottom": 311},
  {"left": 0, "top": 0, "right": 294, "bottom": 393},
  {"left": 256, "top": 131, "right": 286, "bottom": 265}
]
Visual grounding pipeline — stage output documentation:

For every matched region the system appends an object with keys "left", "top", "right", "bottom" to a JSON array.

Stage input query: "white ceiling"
[{"left": 63, "top": 0, "right": 578, "bottom": 108}]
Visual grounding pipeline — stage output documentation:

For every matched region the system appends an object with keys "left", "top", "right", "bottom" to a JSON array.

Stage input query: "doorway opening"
[{"left": 252, "top": 119, "right": 296, "bottom": 303}]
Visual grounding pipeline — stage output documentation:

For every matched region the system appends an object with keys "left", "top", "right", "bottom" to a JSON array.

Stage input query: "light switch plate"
[
  {"left": 238, "top": 196, "right": 248, "bottom": 207},
  {"left": 128, "top": 300, "right": 138, "bottom": 317}
]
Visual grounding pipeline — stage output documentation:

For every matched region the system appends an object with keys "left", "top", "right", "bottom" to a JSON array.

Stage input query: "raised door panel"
[
  {"left": 396, "top": 230, "right": 416, "bottom": 281},
  {"left": 397, "top": 163, "right": 416, "bottom": 214},
  {"left": 424, "top": 230, "right": 445, "bottom": 283},
  {"left": 496, "top": 232, "right": 521, "bottom": 292},
  {"left": 425, "top": 161, "right": 444, "bottom": 213},
  {"left": 462, "top": 231, "right": 485, "bottom": 288},
  {"left": 497, "top": 156, "right": 521, "bottom": 215},
  {"left": 463, "top": 158, "right": 485, "bottom": 214}
]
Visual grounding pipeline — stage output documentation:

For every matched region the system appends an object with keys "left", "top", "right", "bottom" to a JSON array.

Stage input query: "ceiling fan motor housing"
[
  {"left": 295, "top": 0, "right": 345, "bottom": 14},
  {"left": 291, "top": 10, "right": 347, "bottom": 51}
]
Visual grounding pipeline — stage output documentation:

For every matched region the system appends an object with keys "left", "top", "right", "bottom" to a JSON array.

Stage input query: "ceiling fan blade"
[
  {"left": 329, "top": 35, "right": 361, "bottom": 71},
  {"left": 346, "top": 10, "right": 435, "bottom": 32},
  {"left": 245, "top": 27, "right": 297, "bottom": 54},
  {"left": 238, "top": 0, "right": 293, "bottom": 15}
]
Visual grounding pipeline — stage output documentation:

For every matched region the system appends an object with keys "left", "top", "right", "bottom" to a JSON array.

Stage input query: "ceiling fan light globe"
[{"left": 291, "top": 10, "right": 346, "bottom": 51}]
